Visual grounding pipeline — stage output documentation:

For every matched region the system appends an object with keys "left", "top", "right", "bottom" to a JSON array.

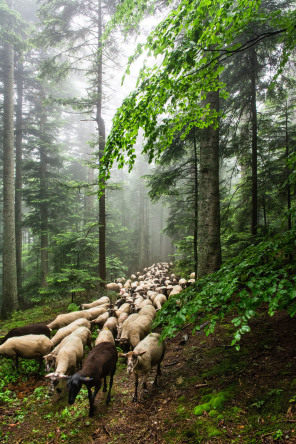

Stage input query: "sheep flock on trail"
[{"left": 0, "top": 262, "right": 195, "bottom": 417}]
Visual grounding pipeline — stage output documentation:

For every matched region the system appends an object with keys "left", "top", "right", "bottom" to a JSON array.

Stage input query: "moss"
[
  {"left": 194, "top": 402, "right": 212, "bottom": 416},
  {"left": 194, "top": 388, "right": 234, "bottom": 416},
  {"left": 207, "top": 425, "right": 222, "bottom": 437}
]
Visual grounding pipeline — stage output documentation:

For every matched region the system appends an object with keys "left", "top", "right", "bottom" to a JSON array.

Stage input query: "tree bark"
[
  {"left": 285, "top": 100, "right": 291, "bottom": 230},
  {"left": 2, "top": 38, "right": 18, "bottom": 317},
  {"left": 97, "top": 0, "right": 106, "bottom": 285},
  {"left": 193, "top": 128, "right": 198, "bottom": 278},
  {"left": 39, "top": 89, "right": 49, "bottom": 287},
  {"left": 15, "top": 58, "right": 24, "bottom": 300},
  {"left": 250, "top": 48, "right": 258, "bottom": 236},
  {"left": 138, "top": 159, "right": 146, "bottom": 270},
  {"left": 197, "top": 90, "right": 221, "bottom": 278}
]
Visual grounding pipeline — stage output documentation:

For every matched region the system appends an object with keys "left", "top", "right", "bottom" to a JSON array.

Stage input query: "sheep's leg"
[
  {"left": 38, "top": 357, "right": 43, "bottom": 372},
  {"left": 142, "top": 373, "right": 149, "bottom": 390},
  {"left": 87, "top": 387, "right": 95, "bottom": 417},
  {"left": 103, "top": 376, "right": 107, "bottom": 392},
  {"left": 106, "top": 372, "right": 114, "bottom": 405},
  {"left": 157, "top": 362, "right": 162, "bottom": 376},
  {"left": 15, "top": 356, "right": 19, "bottom": 371},
  {"left": 132, "top": 374, "right": 139, "bottom": 402}
]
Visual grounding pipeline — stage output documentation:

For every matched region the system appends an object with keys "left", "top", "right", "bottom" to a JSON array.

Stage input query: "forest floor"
[{"left": 1, "top": 303, "right": 296, "bottom": 443}]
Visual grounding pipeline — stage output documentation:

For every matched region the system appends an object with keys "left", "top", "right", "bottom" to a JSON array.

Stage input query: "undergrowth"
[{"left": 155, "top": 226, "right": 296, "bottom": 348}]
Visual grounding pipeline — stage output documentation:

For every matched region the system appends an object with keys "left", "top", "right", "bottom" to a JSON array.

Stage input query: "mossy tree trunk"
[
  {"left": 2, "top": 37, "right": 18, "bottom": 317},
  {"left": 197, "top": 90, "right": 221, "bottom": 278},
  {"left": 97, "top": 0, "right": 106, "bottom": 286},
  {"left": 15, "top": 58, "right": 24, "bottom": 301}
]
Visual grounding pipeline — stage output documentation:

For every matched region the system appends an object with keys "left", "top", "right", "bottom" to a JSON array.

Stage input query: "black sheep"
[
  {"left": 0, "top": 323, "right": 52, "bottom": 345},
  {"left": 67, "top": 341, "right": 118, "bottom": 417}
]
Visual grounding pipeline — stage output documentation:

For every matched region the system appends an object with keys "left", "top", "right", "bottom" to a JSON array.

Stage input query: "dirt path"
[{"left": 3, "top": 312, "right": 296, "bottom": 443}]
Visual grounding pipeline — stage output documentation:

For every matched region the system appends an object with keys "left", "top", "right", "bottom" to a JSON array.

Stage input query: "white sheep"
[
  {"left": 80, "top": 296, "right": 110, "bottom": 310},
  {"left": 168, "top": 285, "right": 183, "bottom": 297},
  {"left": 137, "top": 305, "right": 157, "bottom": 320},
  {"left": 116, "top": 312, "right": 130, "bottom": 338},
  {"left": 118, "top": 314, "right": 153, "bottom": 349},
  {"left": 134, "top": 296, "right": 144, "bottom": 310},
  {"left": 102, "top": 317, "right": 118, "bottom": 338},
  {"left": 119, "top": 332, "right": 166, "bottom": 402},
  {"left": 44, "top": 326, "right": 91, "bottom": 372},
  {"left": 115, "top": 303, "right": 130, "bottom": 319},
  {"left": 95, "top": 328, "right": 115, "bottom": 346},
  {"left": 84, "top": 305, "right": 108, "bottom": 320},
  {"left": 153, "top": 294, "right": 167, "bottom": 311},
  {"left": 45, "top": 335, "right": 84, "bottom": 391},
  {"left": 106, "top": 282, "right": 121, "bottom": 293},
  {"left": 147, "top": 290, "right": 159, "bottom": 301},
  {"left": 91, "top": 311, "right": 109, "bottom": 328},
  {"left": 51, "top": 318, "right": 91, "bottom": 347},
  {"left": 138, "top": 299, "right": 153, "bottom": 309},
  {"left": 47, "top": 311, "right": 92, "bottom": 330},
  {"left": 0, "top": 335, "right": 53, "bottom": 370},
  {"left": 179, "top": 278, "right": 187, "bottom": 288}
]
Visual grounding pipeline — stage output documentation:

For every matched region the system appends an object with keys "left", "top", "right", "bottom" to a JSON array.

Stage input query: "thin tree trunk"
[
  {"left": 15, "top": 59, "right": 23, "bottom": 300},
  {"left": 197, "top": 90, "right": 221, "bottom": 278},
  {"left": 159, "top": 204, "right": 164, "bottom": 261},
  {"left": 2, "top": 37, "right": 18, "bottom": 317},
  {"left": 193, "top": 128, "right": 198, "bottom": 278},
  {"left": 250, "top": 48, "right": 258, "bottom": 236},
  {"left": 285, "top": 101, "right": 291, "bottom": 230},
  {"left": 262, "top": 195, "right": 267, "bottom": 228},
  {"left": 97, "top": 0, "right": 106, "bottom": 285},
  {"left": 40, "top": 91, "right": 49, "bottom": 287},
  {"left": 138, "top": 161, "right": 146, "bottom": 270}
]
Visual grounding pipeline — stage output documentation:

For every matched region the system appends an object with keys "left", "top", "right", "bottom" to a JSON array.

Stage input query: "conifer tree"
[{"left": 1, "top": 0, "right": 18, "bottom": 316}]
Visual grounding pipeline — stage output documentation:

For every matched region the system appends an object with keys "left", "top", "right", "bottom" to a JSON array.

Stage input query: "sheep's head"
[
  {"left": 45, "top": 372, "right": 69, "bottom": 394},
  {"left": 44, "top": 353, "right": 56, "bottom": 372},
  {"left": 119, "top": 351, "right": 146, "bottom": 375},
  {"left": 116, "top": 337, "right": 130, "bottom": 351},
  {"left": 67, "top": 374, "right": 94, "bottom": 405}
]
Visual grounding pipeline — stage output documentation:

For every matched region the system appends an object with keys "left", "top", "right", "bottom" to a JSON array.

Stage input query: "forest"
[{"left": 1, "top": 0, "right": 296, "bottom": 442}]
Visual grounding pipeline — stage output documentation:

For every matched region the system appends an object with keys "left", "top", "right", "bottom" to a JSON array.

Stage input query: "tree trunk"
[
  {"left": 250, "top": 48, "right": 258, "bottom": 236},
  {"left": 15, "top": 58, "right": 24, "bottom": 300},
  {"left": 2, "top": 38, "right": 18, "bottom": 317},
  {"left": 97, "top": 0, "right": 106, "bottom": 285},
  {"left": 40, "top": 89, "right": 49, "bottom": 287},
  {"left": 285, "top": 101, "right": 291, "bottom": 230},
  {"left": 197, "top": 90, "right": 221, "bottom": 278},
  {"left": 138, "top": 160, "right": 146, "bottom": 270},
  {"left": 193, "top": 128, "right": 198, "bottom": 278}
]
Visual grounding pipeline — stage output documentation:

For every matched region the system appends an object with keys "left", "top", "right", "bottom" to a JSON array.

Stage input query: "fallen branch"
[{"left": 164, "top": 361, "right": 179, "bottom": 367}]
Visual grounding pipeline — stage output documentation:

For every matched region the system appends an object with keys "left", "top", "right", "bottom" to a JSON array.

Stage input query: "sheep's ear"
[
  {"left": 59, "top": 374, "right": 70, "bottom": 379},
  {"left": 45, "top": 373, "right": 54, "bottom": 378},
  {"left": 136, "top": 351, "right": 146, "bottom": 357}
]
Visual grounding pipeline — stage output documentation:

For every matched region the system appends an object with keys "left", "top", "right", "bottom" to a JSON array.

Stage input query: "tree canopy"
[{"left": 99, "top": 0, "right": 296, "bottom": 183}]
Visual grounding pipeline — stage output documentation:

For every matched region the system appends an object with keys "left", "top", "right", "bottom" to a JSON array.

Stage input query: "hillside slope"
[{"left": 1, "top": 310, "right": 296, "bottom": 443}]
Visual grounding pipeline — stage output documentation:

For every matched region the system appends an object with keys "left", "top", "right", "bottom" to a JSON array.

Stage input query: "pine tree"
[{"left": 1, "top": 0, "right": 18, "bottom": 316}]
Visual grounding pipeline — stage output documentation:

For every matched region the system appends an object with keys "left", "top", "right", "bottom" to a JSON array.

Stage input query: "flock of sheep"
[{"left": 0, "top": 262, "right": 195, "bottom": 417}]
